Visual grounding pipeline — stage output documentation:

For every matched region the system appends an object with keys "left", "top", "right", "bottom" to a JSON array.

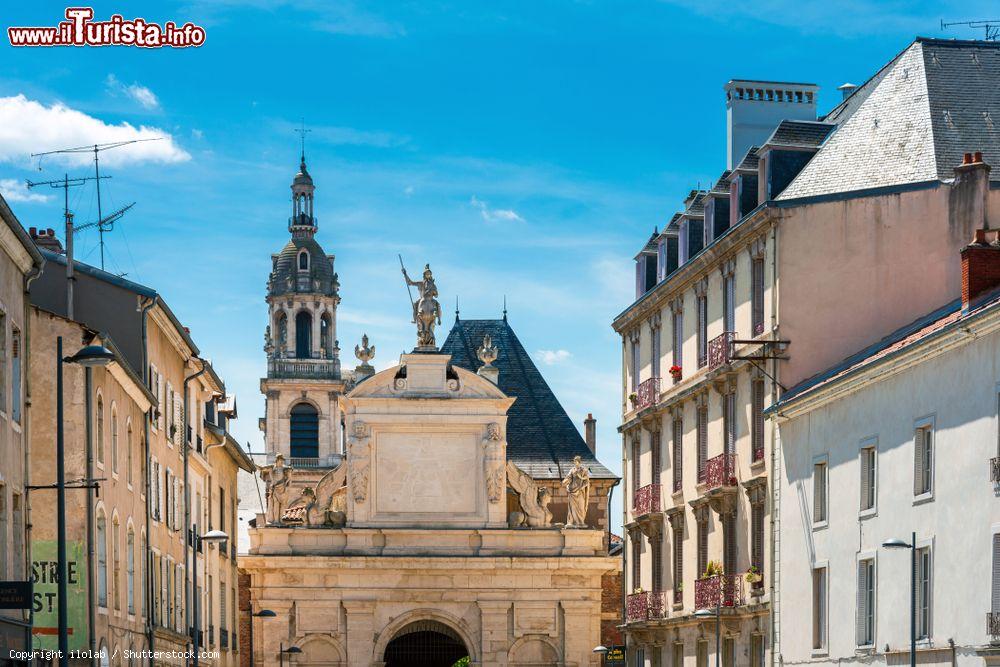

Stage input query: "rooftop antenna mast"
[
  {"left": 294, "top": 118, "right": 311, "bottom": 162},
  {"left": 941, "top": 18, "right": 1000, "bottom": 40},
  {"left": 30, "top": 137, "right": 161, "bottom": 269},
  {"left": 26, "top": 172, "right": 110, "bottom": 320}
]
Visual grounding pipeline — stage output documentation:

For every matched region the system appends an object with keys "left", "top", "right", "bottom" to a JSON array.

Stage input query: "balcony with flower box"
[
  {"left": 625, "top": 591, "right": 669, "bottom": 623},
  {"left": 694, "top": 574, "right": 744, "bottom": 609},
  {"left": 702, "top": 452, "right": 739, "bottom": 514}
]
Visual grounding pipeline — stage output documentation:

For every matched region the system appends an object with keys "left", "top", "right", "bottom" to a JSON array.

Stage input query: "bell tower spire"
[{"left": 290, "top": 120, "right": 316, "bottom": 236}]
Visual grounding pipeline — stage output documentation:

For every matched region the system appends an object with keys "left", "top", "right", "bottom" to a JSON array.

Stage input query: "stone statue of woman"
[{"left": 562, "top": 455, "right": 591, "bottom": 528}]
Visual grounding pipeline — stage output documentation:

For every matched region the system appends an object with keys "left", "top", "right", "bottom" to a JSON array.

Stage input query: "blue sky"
[{"left": 0, "top": 1, "right": 992, "bottom": 528}]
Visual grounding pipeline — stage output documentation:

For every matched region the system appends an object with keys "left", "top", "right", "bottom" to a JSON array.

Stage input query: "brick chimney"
[
  {"left": 961, "top": 228, "right": 1000, "bottom": 311},
  {"left": 584, "top": 413, "right": 596, "bottom": 453},
  {"left": 29, "top": 226, "right": 64, "bottom": 254}
]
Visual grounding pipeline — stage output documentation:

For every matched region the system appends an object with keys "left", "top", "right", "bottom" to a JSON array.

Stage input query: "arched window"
[
  {"left": 298, "top": 250, "right": 309, "bottom": 271},
  {"left": 289, "top": 403, "right": 319, "bottom": 459},
  {"left": 112, "top": 516, "right": 120, "bottom": 610},
  {"left": 96, "top": 394, "right": 105, "bottom": 465},
  {"left": 127, "top": 527, "right": 135, "bottom": 614},
  {"left": 320, "top": 313, "right": 331, "bottom": 357},
  {"left": 111, "top": 404, "right": 118, "bottom": 474},
  {"left": 96, "top": 510, "right": 107, "bottom": 607},
  {"left": 126, "top": 420, "right": 133, "bottom": 486},
  {"left": 295, "top": 311, "right": 312, "bottom": 359}
]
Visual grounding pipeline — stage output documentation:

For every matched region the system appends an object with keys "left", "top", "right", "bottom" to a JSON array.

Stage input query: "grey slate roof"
[
  {"left": 441, "top": 318, "right": 617, "bottom": 480},
  {"left": 762, "top": 120, "right": 836, "bottom": 149},
  {"left": 781, "top": 38, "right": 1000, "bottom": 200},
  {"left": 683, "top": 191, "right": 707, "bottom": 217},
  {"left": 709, "top": 171, "right": 732, "bottom": 196},
  {"left": 733, "top": 146, "right": 760, "bottom": 172}
]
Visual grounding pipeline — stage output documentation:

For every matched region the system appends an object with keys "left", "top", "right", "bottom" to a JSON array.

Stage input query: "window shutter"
[
  {"left": 813, "top": 464, "right": 825, "bottom": 523},
  {"left": 914, "top": 430, "right": 925, "bottom": 495},
  {"left": 724, "top": 275, "right": 735, "bottom": 332},
  {"left": 856, "top": 562, "right": 868, "bottom": 645},
  {"left": 673, "top": 312, "right": 683, "bottom": 367},
  {"left": 674, "top": 526, "right": 683, "bottom": 590},
  {"left": 157, "top": 374, "right": 164, "bottom": 431},
  {"left": 652, "top": 536, "right": 663, "bottom": 592},
  {"left": 651, "top": 431, "right": 661, "bottom": 480},
  {"left": 632, "top": 440, "right": 641, "bottom": 498},
  {"left": 752, "top": 380, "right": 764, "bottom": 457},
  {"left": 860, "top": 450, "right": 871, "bottom": 511},
  {"left": 173, "top": 391, "right": 182, "bottom": 445},
  {"left": 698, "top": 521, "right": 708, "bottom": 576},
  {"left": 724, "top": 393, "right": 735, "bottom": 455},
  {"left": 697, "top": 407, "right": 708, "bottom": 477},
  {"left": 673, "top": 418, "right": 683, "bottom": 490},
  {"left": 993, "top": 534, "right": 1000, "bottom": 612}
]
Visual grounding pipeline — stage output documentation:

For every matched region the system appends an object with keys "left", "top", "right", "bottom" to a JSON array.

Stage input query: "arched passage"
[{"left": 383, "top": 620, "right": 470, "bottom": 667}]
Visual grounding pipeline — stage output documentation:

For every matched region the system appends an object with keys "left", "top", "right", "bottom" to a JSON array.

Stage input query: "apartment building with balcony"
[
  {"left": 771, "top": 230, "right": 1000, "bottom": 666},
  {"left": 614, "top": 37, "right": 1000, "bottom": 667}
]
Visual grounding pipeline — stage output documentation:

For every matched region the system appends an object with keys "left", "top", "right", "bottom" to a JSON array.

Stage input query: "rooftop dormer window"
[{"left": 298, "top": 250, "right": 309, "bottom": 271}]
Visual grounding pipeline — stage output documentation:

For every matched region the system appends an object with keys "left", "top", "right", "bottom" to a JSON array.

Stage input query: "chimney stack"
[
  {"left": 961, "top": 228, "right": 1000, "bottom": 311},
  {"left": 837, "top": 82, "right": 857, "bottom": 100},
  {"left": 584, "top": 413, "right": 596, "bottom": 453},
  {"left": 29, "top": 226, "right": 65, "bottom": 254},
  {"left": 952, "top": 151, "right": 992, "bottom": 238}
]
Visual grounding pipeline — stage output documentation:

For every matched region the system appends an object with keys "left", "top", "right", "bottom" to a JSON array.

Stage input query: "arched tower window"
[
  {"left": 320, "top": 313, "right": 331, "bottom": 357},
  {"left": 295, "top": 311, "right": 312, "bottom": 359},
  {"left": 298, "top": 250, "right": 309, "bottom": 271},
  {"left": 289, "top": 403, "right": 319, "bottom": 459}
]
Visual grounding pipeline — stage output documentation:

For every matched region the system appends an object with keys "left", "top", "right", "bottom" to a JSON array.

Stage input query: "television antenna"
[
  {"left": 30, "top": 138, "right": 160, "bottom": 269},
  {"left": 941, "top": 19, "right": 1000, "bottom": 40}
]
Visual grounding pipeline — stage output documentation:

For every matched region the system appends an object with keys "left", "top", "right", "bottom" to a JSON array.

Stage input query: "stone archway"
[{"left": 382, "top": 620, "right": 471, "bottom": 667}]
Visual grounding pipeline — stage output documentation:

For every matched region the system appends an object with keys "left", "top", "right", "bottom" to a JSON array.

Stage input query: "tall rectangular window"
[
  {"left": 673, "top": 523, "right": 684, "bottom": 603},
  {"left": 723, "top": 274, "right": 735, "bottom": 333},
  {"left": 672, "top": 310, "right": 683, "bottom": 370},
  {"left": 812, "top": 567, "right": 827, "bottom": 650},
  {"left": 723, "top": 512, "right": 737, "bottom": 575},
  {"left": 697, "top": 640, "right": 708, "bottom": 667},
  {"left": 813, "top": 460, "right": 828, "bottom": 525},
  {"left": 697, "top": 517, "right": 708, "bottom": 578},
  {"left": 914, "top": 424, "right": 934, "bottom": 496},
  {"left": 631, "top": 339, "right": 640, "bottom": 393},
  {"left": 697, "top": 296, "right": 708, "bottom": 367},
  {"left": 723, "top": 637, "right": 735, "bottom": 667},
  {"left": 0, "top": 311, "right": 7, "bottom": 412},
  {"left": 860, "top": 445, "right": 877, "bottom": 513},
  {"left": 752, "top": 257, "right": 765, "bottom": 335},
  {"left": 0, "top": 488, "right": 7, "bottom": 579},
  {"left": 723, "top": 392, "right": 736, "bottom": 455},
  {"left": 916, "top": 547, "right": 931, "bottom": 638},
  {"left": 651, "top": 431, "right": 661, "bottom": 483},
  {"left": 672, "top": 416, "right": 683, "bottom": 492},
  {"left": 856, "top": 558, "right": 875, "bottom": 646},
  {"left": 10, "top": 328, "right": 20, "bottom": 422},
  {"left": 652, "top": 534, "right": 663, "bottom": 592},
  {"left": 631, "top": 439, "right": 641, "bottom": 500},
  {"left": 751, "top": 635, "right": 765, "bottom": 667},
  {"left": 696, "top": 406, "right": 708, "bottom": 482},
  {"left": 673, "top": 643, "right": 684, "bottom": 667},
  {"left": 632, "top": 535, "right": 642, "bottom": 591},
  {"left": 751, "top": 379, "right": 765, "bottom": 462},
  {"left": 992, "top": 534, "right": 1000, "bottom": 618},
  {"left": 651, "top": 326, "right": 661, "bottom": 378},
  {"left": 11, "top": 494, "right": 21, "bottom": 579},
  {"left": 751, "top": 502, "right": 764, "bottom": 583}
]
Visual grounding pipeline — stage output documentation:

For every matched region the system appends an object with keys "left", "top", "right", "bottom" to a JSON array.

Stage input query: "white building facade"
[{"left": 772, "top": 231, "right": 1000, "bottom": 665}]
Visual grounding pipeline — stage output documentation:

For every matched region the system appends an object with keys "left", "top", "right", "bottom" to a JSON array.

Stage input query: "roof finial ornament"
[
  {"left": 502, "top": 295, "right": 508, "bottom": 321},
  {"left": 455, "top": 295, "right": 460, "bottom": 321},
  {"left": 477, "top": 334, "right": 498, "bottom": 367},
  {"left": 294, "top": 118, "right": 311, "bottom": 166}
]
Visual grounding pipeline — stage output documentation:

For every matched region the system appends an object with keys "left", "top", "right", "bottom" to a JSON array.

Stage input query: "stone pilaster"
[
  {"left": 562, "top": 600, "right": 600, "bottom": 667},
  {"left": 343, "top": 599, "right": 377, "bottom": 667},
  {"left": 478, "top": 600, "right": 511, "bottom": 667}
]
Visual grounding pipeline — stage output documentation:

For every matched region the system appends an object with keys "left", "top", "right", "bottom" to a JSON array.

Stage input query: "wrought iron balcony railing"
[
  {"left": 633, "top": 484, "right": 662, "bottom": 518},
  {"left": 707, "top": 332, "right": 735, "bottom": 371},
  {"left": 626, "top": 591, "right": 668, "bottom": 623},
  {"left": 991, "top": 457, "right": 1000, "bottom": 483},
  {"left": 704, "top": 453, "right": 738, "bottom": 491},
  {"left": 694, "top": 574, "right": 744, "bottom": 609},
  {"left": 989, "top": 611, "right": 1000, "bottom": 640},
  {"left": 636, "top": 377, "right": 661, "bottom": 411}
]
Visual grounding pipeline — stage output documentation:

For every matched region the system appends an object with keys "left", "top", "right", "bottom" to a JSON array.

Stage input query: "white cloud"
[
  {"left": 191, "top": 128, "right": 204, "bottom": 140},
  {"left": 0, "top": 179, "right": 51, "bottom": 203},
  {"left": 0, "top": 95, "right": 190, "bottom": 167},
  {"left": 470, "top": 195, "right": 524, "bottom": 223},
  {"left": 536, "top": 349, "right": 572, "bottom": 365},
  {"left": 105, "top": 74, "right": 161, "bottom": 110}
]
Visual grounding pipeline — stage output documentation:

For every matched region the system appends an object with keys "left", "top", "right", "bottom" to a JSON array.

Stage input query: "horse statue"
[{"left": 402, "top": 263, "right": 442, "bottom": 349}]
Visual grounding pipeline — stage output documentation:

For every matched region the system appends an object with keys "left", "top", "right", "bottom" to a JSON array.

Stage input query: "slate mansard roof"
[
  {"left": 781, "top": 37, "right": 1000, "bottom": 200},
  {"left": 440, "top": 318, "right": 617, "bottom": 480},
  {"left": 762, "top": 120, "right": 836, "bottom": 150}
]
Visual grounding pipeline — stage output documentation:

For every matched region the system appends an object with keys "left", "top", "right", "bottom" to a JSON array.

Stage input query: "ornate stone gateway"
[{"left": 383, "top": 621, "right": 470, "bottom": 667}]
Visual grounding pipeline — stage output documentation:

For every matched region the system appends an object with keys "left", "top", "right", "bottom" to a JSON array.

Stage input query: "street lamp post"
[
  {"left": 695, "top": 603, "right": 721, "bottom": 667},
  {"left": 191, "top": 526, "right": 228, "bottom": 666},
  {"left": 280, "top": 643, "right": 302, "bottom": 667},
  {"left": 53, "top": 341, "right": 116, "bottom": 667},
  {"left": 882, "top": 532, "right": 917, "bottom": 667}
]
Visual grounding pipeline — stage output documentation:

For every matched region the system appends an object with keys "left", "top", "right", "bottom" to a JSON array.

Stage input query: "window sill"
[
  {"left": 855, "top": 646, "right": 875, "bottom": 656},
  {"left": 913, "top": 492, "right": 934, "bottom": 506},
  {"left": 859, "top": 508, "right": 877, "bottom": 520},
  {"left": 749, "top": 457, "right": 766, "bottom": 470},
  {"left": 811, "top": 649, "right": 829, "bottom": 658},
  {"left": 812, "top": 520, "right": 828, "bottom": 532}
]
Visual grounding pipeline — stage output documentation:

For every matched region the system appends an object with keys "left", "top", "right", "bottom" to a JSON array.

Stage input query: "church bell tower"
[{"left": 260, "top": 149, "right": 346, "bottom": 471}]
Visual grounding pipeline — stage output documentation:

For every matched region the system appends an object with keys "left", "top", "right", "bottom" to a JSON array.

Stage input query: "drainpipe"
[
  {"left": 21, "top": 263, "right": 41, "bottom": 649},
  {"left": 620, "top": 432, "right": 628, "bottom": 657},
  {"left": 768, "top": 218, "right": 779, "bottom": 667},
  {"left": 139, "top": 296, "right": 156, "bottom": 655},
  {"left": 183, "top": 358, "right": 208, "bottom": 651}
]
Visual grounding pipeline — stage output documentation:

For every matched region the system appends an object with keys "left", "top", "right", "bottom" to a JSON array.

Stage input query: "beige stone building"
[
  {"left": 0, "top": 195, "right": 44, "bottom": 658},
  {"left": 614, "top": 37, "right": 1000, "bottom": 667},
  {"left": 242, "top": 157, "right": 618, "bottom": 667},
  {"left": 28, "top": 233, "right": 253, "bottom": 665}
]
